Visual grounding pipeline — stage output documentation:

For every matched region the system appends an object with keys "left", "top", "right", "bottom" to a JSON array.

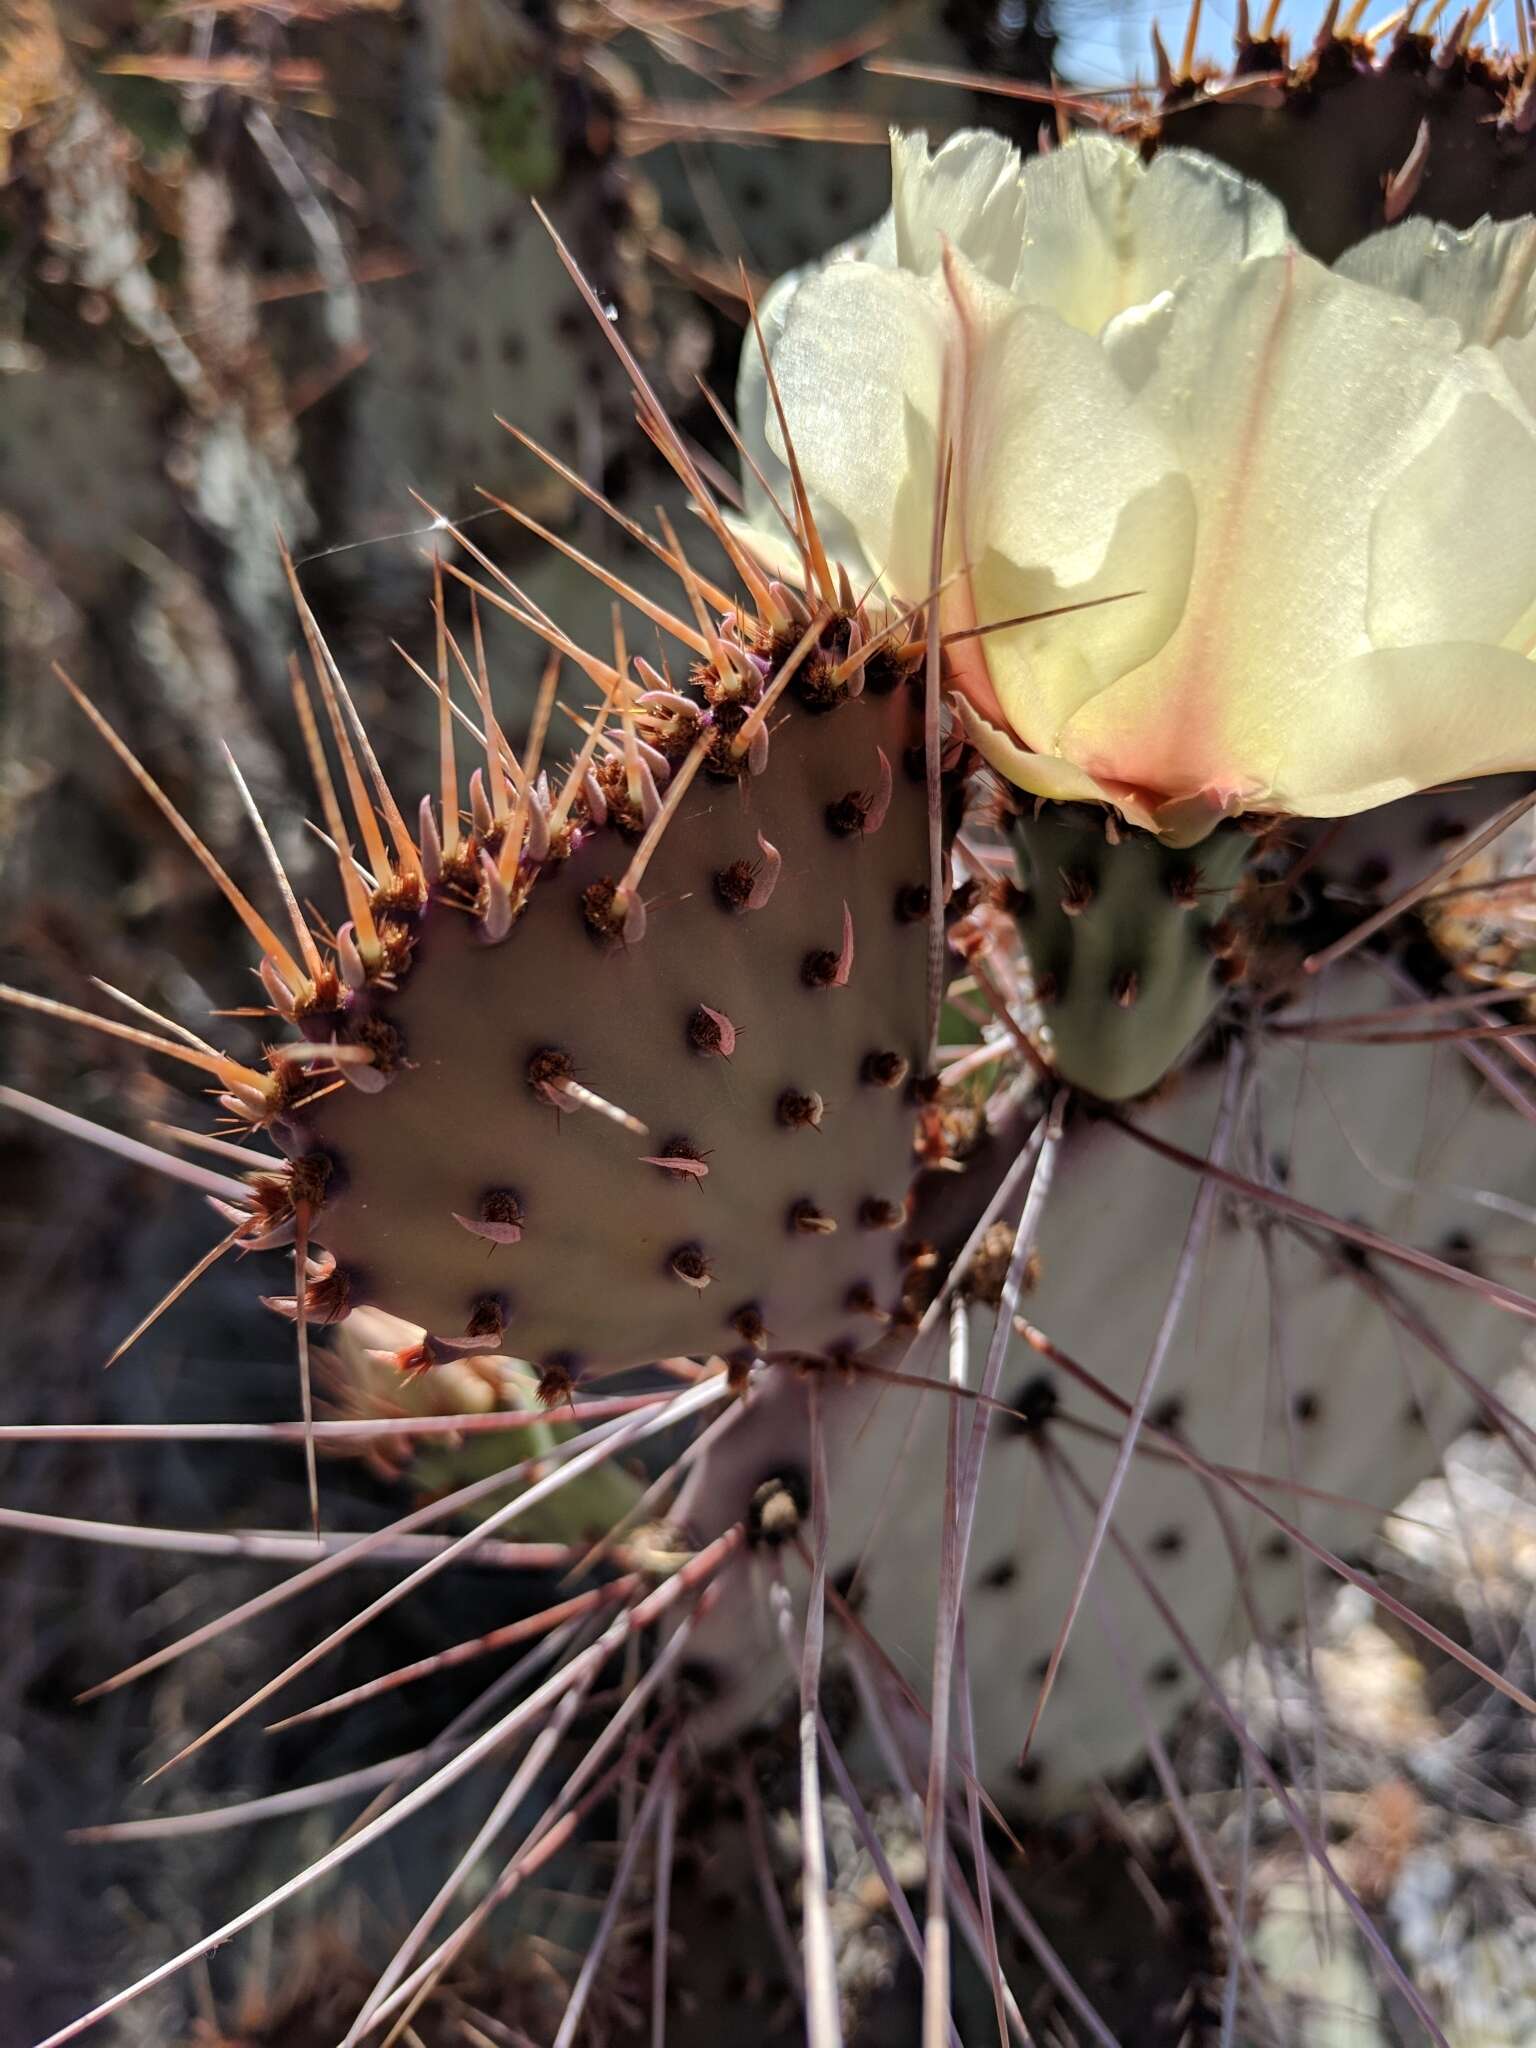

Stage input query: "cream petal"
[
  {"left": 955, "top": 696, "right": 1151, "bottom": 819},
  {"left": 734, "top": 261, "right": 883, "bottom": 581},
  {"left": 888, "top": 127, "right": 1029, "bottom": 287},
  {"left": 1368, "top": 373, "right": 1536, "bottom": 651},
  {"left": 1253, "top": 643, "right": 1536, "bottom": 818},
  {"left": 734, "top": 261, "right": 806, "bottom": 539},
  {"left": 958, "top": 294, "right": 1195, "bottom": 745},
  {"left": 1336, "top": 213, "right": 1536, "bottom": 350},
  {"left": 725, "top": 514, "right": 811, "bottom": 591},
  {"left": 1011, "top": 135, "right": 1291, "bottom": 335},
  {"left": 762, "top": 259, "right": 949, "bottom": 597},
  {"left": 734, "top": 204, "right": 896, "bottom": 573},
  {"left": 1493, "top": 328, "right": 1536, "bottom": 423},
  {"left": 1338, "top": 212, "right": 1536, "bottom": 423},
  {"left": 1062, "top": 251, "right": 1486, "bottom": 805}
]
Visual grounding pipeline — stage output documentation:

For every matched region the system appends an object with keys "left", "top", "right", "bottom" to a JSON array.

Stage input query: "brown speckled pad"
[{"left": 288, "top": 681, "right": 937, "bottom": 1376}]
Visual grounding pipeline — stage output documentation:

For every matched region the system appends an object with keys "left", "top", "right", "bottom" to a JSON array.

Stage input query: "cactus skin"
[
  {"left": 289, "top": 655, "right": 940, "bottom": 1380},
  {"left": 675, "top": 953, "right": 1536, "bottom": 1808},
  {"left": 1008, "top": 807, "right": 1253, "bottom": 1101},
  {"left": 1145, "top": 30, "right": 1536, "bottom": 264},
  {"left": 1297, "top": 774, "right": 1534, "bottom": 906}
]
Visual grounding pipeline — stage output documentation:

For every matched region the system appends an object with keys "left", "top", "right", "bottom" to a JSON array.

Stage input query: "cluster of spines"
[{"left": 0, "top": 203, "right": 960, "bottom": 1407}]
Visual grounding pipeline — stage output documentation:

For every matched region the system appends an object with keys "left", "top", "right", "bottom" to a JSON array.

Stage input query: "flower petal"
[
  {"left": 1336, "top": 213, "right": 1536, "bottom": 350},
  {"left": 1337, "top": 211, "right": 1536, "bottom": 421},
  {"left": 957, "top": 696, "right": 1129, "bottom": 803},
  {"left": 1061, "top": 250, "right": 1504, "bottom": 808},
  {"left": 1254, "top": 642, "right": 1536, "bottom": 818},
  {"left": 763, "top": 259, "right": 948, "bottom": 596},
  {"left": 734, "top": 260, "right": 807, "bottom": 541},
  {"left": 958, "top": 294, "right": 1195, "bottom": 746},
  {"left": 887, "top": 127, "right": 1029, "bottom": 287},
  {"left": 1368, "top": 373, "right": 1536, "bottom": 652},
  {"left": 1010, "top": 134, "right": 1290, "bottom": 334}
]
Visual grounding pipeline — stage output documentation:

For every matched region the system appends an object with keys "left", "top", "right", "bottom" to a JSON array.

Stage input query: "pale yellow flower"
[{"left": 737, "top": 130, "right": 1536, "bottom": 844}]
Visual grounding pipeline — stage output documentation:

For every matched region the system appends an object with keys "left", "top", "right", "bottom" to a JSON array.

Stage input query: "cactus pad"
[
  {"left": 283, "top": 634, "right": 939, "bottom": 1381},
  {"left": 1147, "top": 28, "right": 1536, "bottom": 263},
  {"left": 1008, "top": 805, "right": 1254, "bottom": 1101},
  {"left": 675, "top": 956, "right": 1536, "bottom": 1806}
]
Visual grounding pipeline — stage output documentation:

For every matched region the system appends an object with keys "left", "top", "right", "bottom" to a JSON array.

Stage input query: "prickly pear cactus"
[
  {"left": 9, "top": 7, "right": 1536, "bottom": 2046},
  {"left": 288, "top": 622, "right": 937, "bottom": 1384},
  {"left": 1145, "top": 11, "right": 1536, "bottom": 260}
]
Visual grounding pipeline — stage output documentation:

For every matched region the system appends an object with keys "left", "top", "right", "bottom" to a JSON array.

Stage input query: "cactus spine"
[{"left": 5, "top": 6, "right": 1536, "bottom": 2045}]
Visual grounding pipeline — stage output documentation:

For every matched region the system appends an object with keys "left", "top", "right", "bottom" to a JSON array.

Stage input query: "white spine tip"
[
  {"left": 477, "top": 850, "right": 513, "bottom": 944},
  {"left": 336, "top": 921, "right": 367, "bottom": 991},
  {"left": 417, "top": 795, "right": 443, "bottom": 884}
]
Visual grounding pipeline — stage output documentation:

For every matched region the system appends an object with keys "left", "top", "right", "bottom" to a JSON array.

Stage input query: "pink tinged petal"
[
  {"left": 1066, "top": 250, "right": 1497, "bottom": 812},
  {"left": 953, "top": 696, "right": 1172, "bottom": 840}
]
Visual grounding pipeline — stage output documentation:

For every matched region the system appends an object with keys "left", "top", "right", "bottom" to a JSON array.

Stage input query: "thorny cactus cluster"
[
  {"left": 270, "top": 558, "right": 941, "bottom": 1382},
  {"left": 7, "top": 1, "right": 1536, "bottom": 2044}
]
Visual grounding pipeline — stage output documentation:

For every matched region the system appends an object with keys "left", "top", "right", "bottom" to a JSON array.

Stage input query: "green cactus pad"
[{"left": 1007, "top": 805, "right": 1253, "bottom": 1101}]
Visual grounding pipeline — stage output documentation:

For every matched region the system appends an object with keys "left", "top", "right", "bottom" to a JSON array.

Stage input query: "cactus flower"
[{"left": 737, "top": 130, "right": 1536, "bottom": 843}]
